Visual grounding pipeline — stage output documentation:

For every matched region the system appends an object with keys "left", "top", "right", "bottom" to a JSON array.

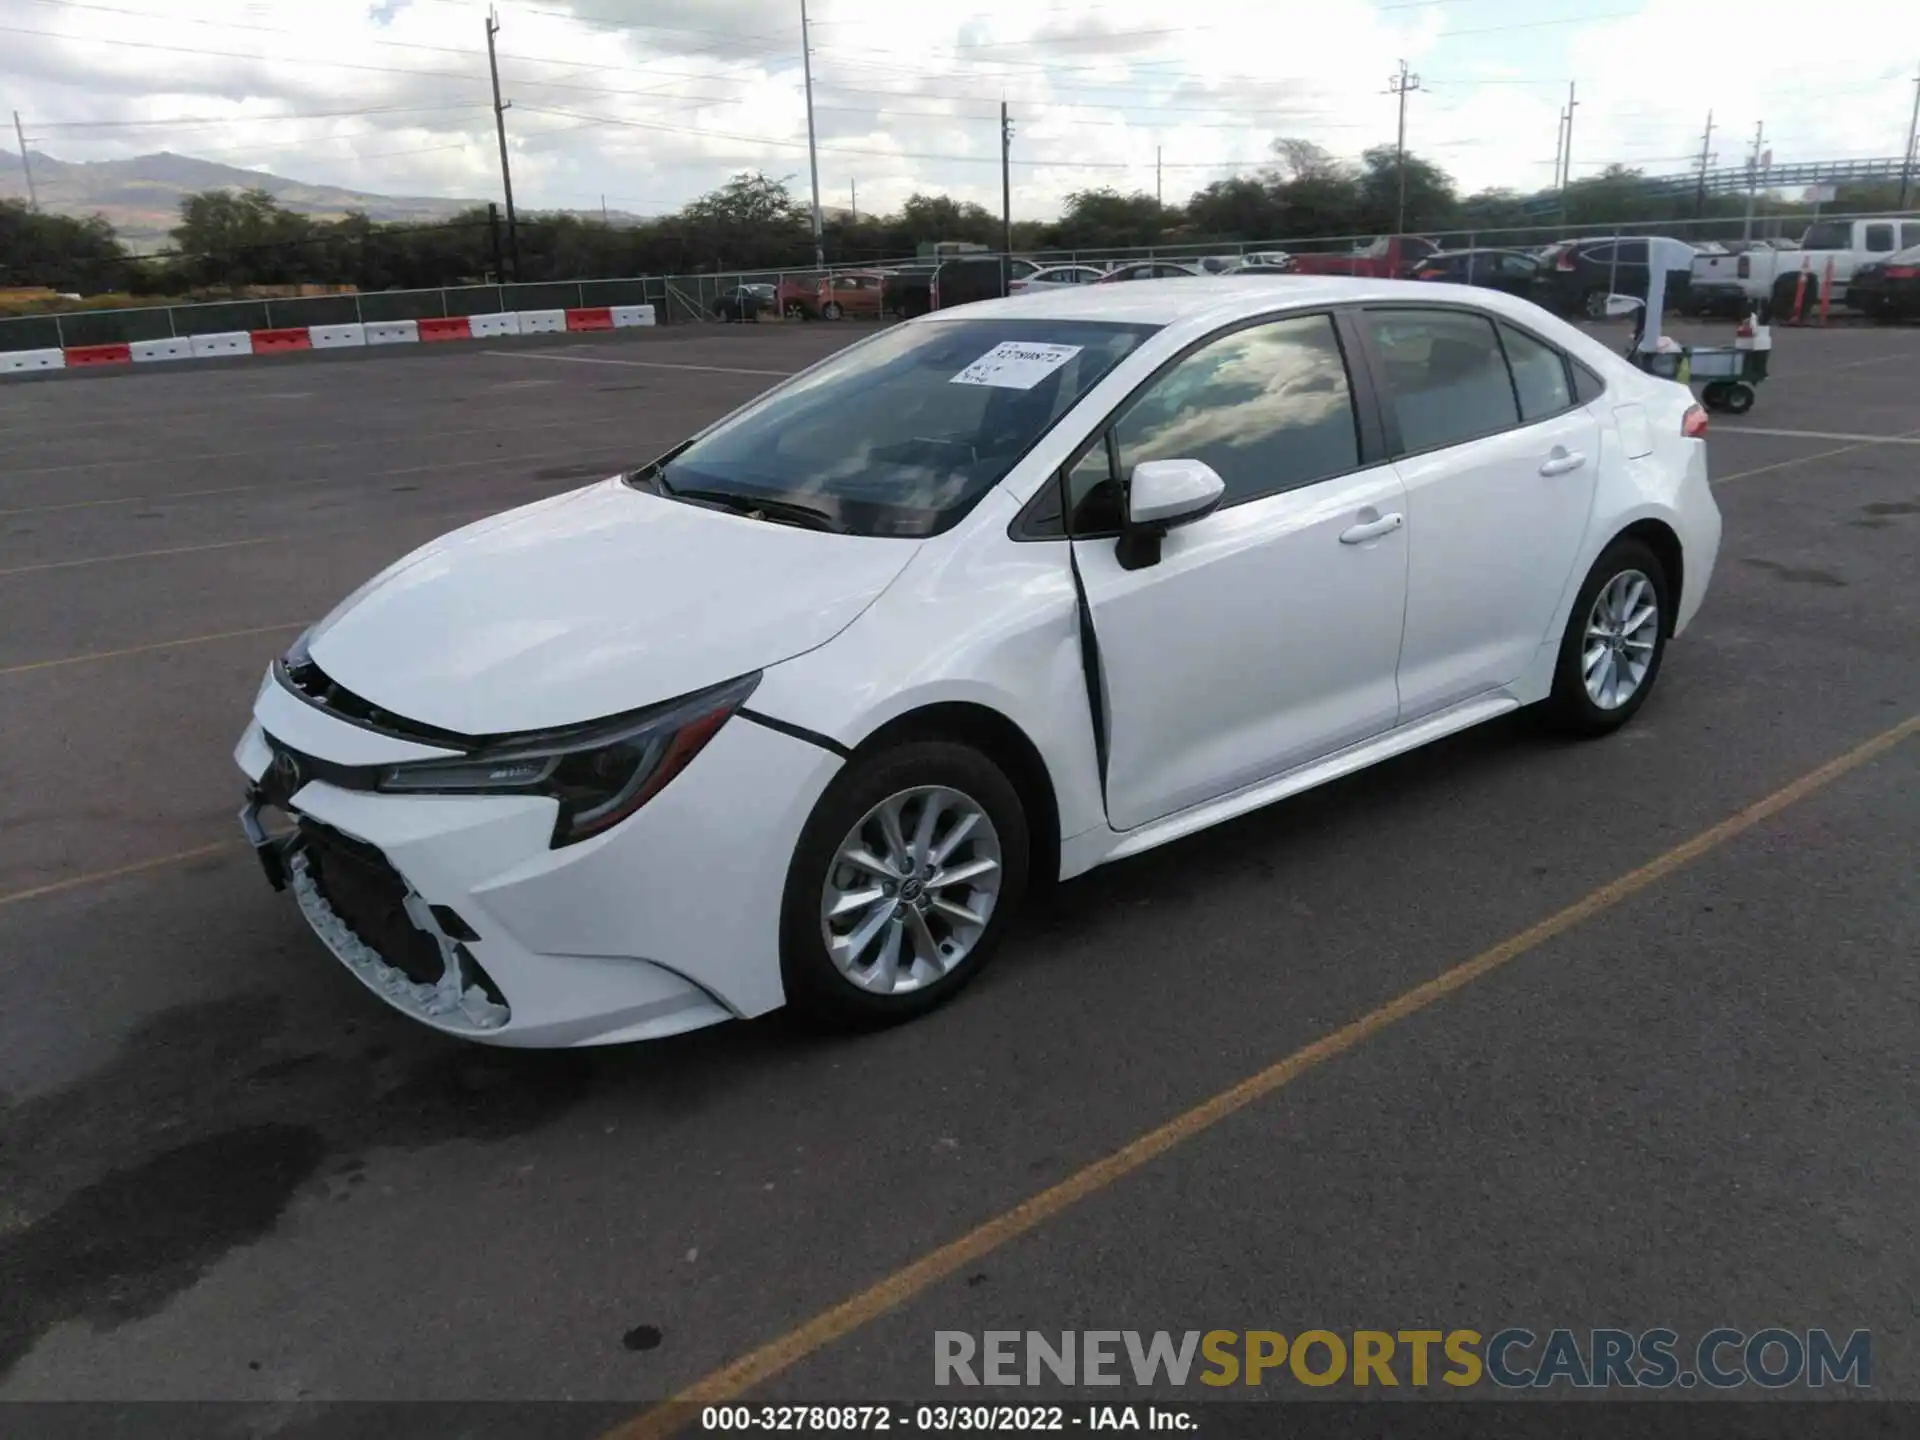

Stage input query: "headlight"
[{"left": 375, "top": 673, "right": 761, "bottom": 847}]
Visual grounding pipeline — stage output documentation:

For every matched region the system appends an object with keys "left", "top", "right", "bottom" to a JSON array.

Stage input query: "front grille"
[{"left": 296, "top": 820, "right": 446, "bottom": 986}]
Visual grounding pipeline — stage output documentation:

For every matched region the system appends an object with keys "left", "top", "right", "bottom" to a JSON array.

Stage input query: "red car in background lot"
[
  {"left": 817, "top": 271, "right": 888, "bottom": 319},
  {"left": 1284, "top": 234, "right": 1440, "bottom": 278}
]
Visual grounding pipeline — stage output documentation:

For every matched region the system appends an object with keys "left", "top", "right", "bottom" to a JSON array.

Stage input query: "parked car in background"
[
  {"left": 712, "top": 284, "right": 775, "bottom": 322},
  {"left": 1688, "top": 217, "right": 1920, "bottom": 316},
  {"left": 1410, "top": 248, "right": 1546, "bottom": 298},
  {"left": 1096, "top": 260, "right": 1203, "bottom": 283},
  {"left": 818, "top": 271, "right": 889, "bottom": 320},
  {"left": 1535, "top": 237, "right": 1695, "bottom": 318},
  {"left": 776, "top": 274, "right": 824, "bottom": 319},
  {"left": 1285, "top": 234, "right": 1440, "bottom": 279},
  {"left": 1843, "top": 243, "right": 1920, "bottom": 321},
  {"left": 1007, "top": 258, "right": 1043, "bottom": 281},
  {"left": 1010, "top": 264, "right": 1107, "bottom": 294},
  {"left": 881, "top": 258, "right": 1012, "bottom": 317}
]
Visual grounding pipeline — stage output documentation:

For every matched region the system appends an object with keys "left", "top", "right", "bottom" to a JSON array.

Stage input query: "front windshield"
[{"left": 648, "top": 317, "right": 1158, "bottom": 538}]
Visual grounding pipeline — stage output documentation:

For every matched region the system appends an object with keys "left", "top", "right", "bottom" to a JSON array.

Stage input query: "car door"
[
  {"left": 1356, "top": 308, "right": 1600, "bottom": 719},
  {"left": 1069, "top": 312, "right": 1410, "bottom": 831}
]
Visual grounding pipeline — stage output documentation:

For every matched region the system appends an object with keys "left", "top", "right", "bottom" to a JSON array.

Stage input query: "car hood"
[{"left": 308, "top": 478, "right": 919, "bottom": 735}]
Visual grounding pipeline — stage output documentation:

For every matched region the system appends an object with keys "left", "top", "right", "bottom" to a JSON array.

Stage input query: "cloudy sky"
[{"left": 4, "top": 0, "right": 1918, "bottom": 218}]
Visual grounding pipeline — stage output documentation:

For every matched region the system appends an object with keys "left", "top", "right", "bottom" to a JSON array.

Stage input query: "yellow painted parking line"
[
  {"left": 606, "top": 711, "right": 1920, "bottom": 1440},
  {"left": 0, "top": 535, "right": 289, "bottom": 577},
  {"left": 0, "top": 440, "right": 643, "bottom": 518},
  {"left": 479, "top": 350, "right": 796, "bottom": 378},
  {"left": 0, "top": 841, "right": 235, "bottom": 911},
  {"left": 0, "top": 622, "right": 305, "bottom": 677}
]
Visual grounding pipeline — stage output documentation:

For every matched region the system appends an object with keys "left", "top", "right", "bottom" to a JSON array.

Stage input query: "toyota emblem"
[{"left": 271, "top": 749, "right": 303, "bottom": 794}]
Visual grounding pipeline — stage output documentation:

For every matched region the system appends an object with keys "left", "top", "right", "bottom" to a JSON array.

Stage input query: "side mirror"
[
  {"left": 1117, "top": 459, "right": 1226, "bottom": 570},
  {"left": 1604, "top": 293, "right": 1644, "bottom": 318}
]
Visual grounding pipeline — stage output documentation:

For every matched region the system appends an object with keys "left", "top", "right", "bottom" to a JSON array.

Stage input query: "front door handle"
[
  {"left": 1339, "top": 512, "right": 1404, "bottom": 544},
  {"left": 1539, "top": 448, "right": 1587, "bottom": 476}
]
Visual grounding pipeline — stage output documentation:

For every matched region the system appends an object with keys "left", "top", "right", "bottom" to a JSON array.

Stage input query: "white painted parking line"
[
  {"left": 480, "top": 350, "right": 796, "bottom": 378},
  {"left": 1731, "top": 427, "right": 1920, "bottom": 445}
]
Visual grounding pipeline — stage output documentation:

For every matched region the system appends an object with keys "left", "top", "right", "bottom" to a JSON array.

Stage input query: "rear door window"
[
  {"left": 1362, "top": 309, "right": 1521, "bottom": 454},
  {"left": 1864, "top": 223, "right": 1896, "bottom": 253},
  {"left": 1498, "top": 323, "right": 1573, "bottom": 421}
]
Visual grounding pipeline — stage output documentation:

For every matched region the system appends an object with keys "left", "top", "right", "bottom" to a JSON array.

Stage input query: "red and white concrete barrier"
[
  {"left": 1, "top": 347, "right": 65, "bottom": 373},
  {"left": 310, "top": 323, "right": 366, "bottom": 349},
  {"left": 130, "top": 337, "right": 194, "bottom": 363},
  {"left": 7, "top": 297, "right": 667, "bottom": 377},
  {"left": 189, "top": 331, "right": 253, "bottom": 358}
]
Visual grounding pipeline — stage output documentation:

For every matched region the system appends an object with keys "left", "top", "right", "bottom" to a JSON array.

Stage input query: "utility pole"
[
  {"left": 1000, "top": 101, "right": 1014, "bottom": 258},
  {"left": 1899, "top": 66, "right": 1920, "bottom": 209},
  {"left": 1560, "top": 81, "right": 1578, "bottom": 191},
  {"left": 1156, "top": 145, "right": 1163, "bottom": 207},
  {"left": 1693, "top": 110, "right": 1716, "bottom": 218},
  {"left": 12, "top": 111, "right": 37, "bottom": 211},
  {"left": 798, "top": 0, "right": 824, "bottom": 270},
  {"left": 600, "top": 194, "right": 608, "bottom": 224},
  {"left": 485, "top": 8, "right": 519, "bottom": 281},
  {"left": 850, "top": 178, "right": 857, "bottom": 222},
  {"left": 1551, "top": 106, "right": 1567, "bottom": 194},
  {"left": 1388, "top": 60, "right": 1421, "bottom": 233},
  {"left": 1743, "top": 120, "right": 1766, "bottom": 240}
]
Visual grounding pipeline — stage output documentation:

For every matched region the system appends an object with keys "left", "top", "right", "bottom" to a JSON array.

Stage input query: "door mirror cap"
[
  {"left": 1128, "top": 459, "right": 1227, "bottom": 528},
  {"left": 1604, "top": 293, "right": 1644, "bottom": 318}
]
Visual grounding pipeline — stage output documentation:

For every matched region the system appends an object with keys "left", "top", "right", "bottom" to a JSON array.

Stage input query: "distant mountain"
[{"left": 0, "top": 147, "right": 484, "bottom": 251}]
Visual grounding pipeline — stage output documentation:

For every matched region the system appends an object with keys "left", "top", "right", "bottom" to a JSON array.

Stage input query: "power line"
[{"left": 32, "top": 104, "right": 490, "bottom": 132}]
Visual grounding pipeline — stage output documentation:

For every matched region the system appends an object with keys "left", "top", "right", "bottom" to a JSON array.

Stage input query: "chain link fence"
[{"left": 6, "top": 210, "right": 1915, "bottom": 352}]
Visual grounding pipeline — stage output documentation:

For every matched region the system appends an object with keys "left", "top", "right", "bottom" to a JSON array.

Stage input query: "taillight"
[
  {"left": 1682, "top": 404, "right": 1709, "bottom": 439},
  {"left": 1886, "top": 266, "right": 1918, "bottom": 280},
  {"left": 1556, "top": 248, "right": 1576, "bottom": 271},
  {"left": 1737, "top": 256, "right": 1750, "bottom": 279}
]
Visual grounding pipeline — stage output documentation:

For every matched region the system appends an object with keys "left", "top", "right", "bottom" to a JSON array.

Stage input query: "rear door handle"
[
  {"left": 1339, "top": 512, "right": 1404, "bottom": 544},
  {"left": 1539, "top": 449, "right": 1587, "bottom": 476}
]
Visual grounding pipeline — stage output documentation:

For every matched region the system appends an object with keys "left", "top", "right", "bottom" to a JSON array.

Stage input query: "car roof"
[{"left": 923, "top": 273, "right": 1546, "bottom": 327}]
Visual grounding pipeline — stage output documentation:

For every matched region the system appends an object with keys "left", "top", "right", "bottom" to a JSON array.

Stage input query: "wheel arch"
[
  {"left": 846, "top": 702, "right": 1063, "bottom": 893},
  {"left": 1609, "top": 517, "right": 1685, "bottom": 634}
]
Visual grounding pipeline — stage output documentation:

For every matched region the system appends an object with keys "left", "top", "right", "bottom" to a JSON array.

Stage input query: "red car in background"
[
  {"left": 817, "top": 271, "right": 889, "bottom": 320},
  {"left": 1283, "top": 234, "right": 1439, "bottom": 278}
]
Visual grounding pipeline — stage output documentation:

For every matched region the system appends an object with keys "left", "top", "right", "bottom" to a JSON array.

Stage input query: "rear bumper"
[{"left": 236, "top": 686, "right": 843, "bottom": 1048}]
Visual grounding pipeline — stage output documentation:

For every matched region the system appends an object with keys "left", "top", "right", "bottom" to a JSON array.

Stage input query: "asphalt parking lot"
[{"left": 0, "top": 315, "right": 1915, "bottom": 1429}]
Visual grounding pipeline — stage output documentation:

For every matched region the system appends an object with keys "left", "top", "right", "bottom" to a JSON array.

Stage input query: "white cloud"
[{"left": 3, "top": 0, "right": 1917, "bottom": 220}]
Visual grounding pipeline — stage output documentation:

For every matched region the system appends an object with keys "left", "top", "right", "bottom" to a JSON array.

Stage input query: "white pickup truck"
[{"left": 1689, "top": 217, "right": 1920, "bottom": 314}]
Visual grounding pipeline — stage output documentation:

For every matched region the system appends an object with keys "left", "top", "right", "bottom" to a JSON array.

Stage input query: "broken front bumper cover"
[{"left": 241, "top": 789, "right": 509, "bottom": 1033}]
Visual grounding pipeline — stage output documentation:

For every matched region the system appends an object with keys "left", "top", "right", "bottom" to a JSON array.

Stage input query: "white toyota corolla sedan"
[{"left": 236, "top": 277, "right": 1721, "bottom": 1048}]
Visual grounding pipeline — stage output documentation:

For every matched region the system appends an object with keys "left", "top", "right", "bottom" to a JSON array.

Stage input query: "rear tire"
[
  {"left": 1540, "top": 537, "right": 1672, "bottom": 737},
  {"left": 780, "top": 741, "right": 1030, "bottom": 1029},
  {"left": 822, "top": 301, "right": 844, "bottom": 320}
]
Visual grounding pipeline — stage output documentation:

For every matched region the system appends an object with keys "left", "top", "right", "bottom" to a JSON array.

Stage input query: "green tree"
[
  {"left": 1354, "top": 146, "right": 1458, "bottom": 235},
  {"left": 0, "top": 199, "right": 129, "bottom": 292}
]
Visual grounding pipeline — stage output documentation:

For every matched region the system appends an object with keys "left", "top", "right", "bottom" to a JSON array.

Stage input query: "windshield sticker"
[{"left": 951, "top": 342, "right": 1083, "bottom": 390}]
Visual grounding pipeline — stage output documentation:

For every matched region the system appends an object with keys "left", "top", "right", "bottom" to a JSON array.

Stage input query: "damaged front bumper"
[{"left": 241, "top": 785, "right": 509, "bottom": 1034}]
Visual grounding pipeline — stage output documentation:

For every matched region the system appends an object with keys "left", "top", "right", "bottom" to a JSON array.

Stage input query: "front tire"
[
  {"left": 781, "top": 741, "right": 1030, "bottom": 1028},
  {"left": 1540, "top": 537, "right": 1672, "bottom": 736}
]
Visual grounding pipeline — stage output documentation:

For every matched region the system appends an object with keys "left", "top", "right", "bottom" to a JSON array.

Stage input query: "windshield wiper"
[{"left": 665, "top": 485, "right": 847, "bottom": 534}]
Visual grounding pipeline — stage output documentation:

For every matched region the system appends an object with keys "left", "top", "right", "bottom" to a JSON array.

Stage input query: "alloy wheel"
[
  {"left": 819, "top": 786, "right": 1003, "bottom": 996},
  {"left": 1582, "top": 569, "right": 1659, "bottom": 710}
]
